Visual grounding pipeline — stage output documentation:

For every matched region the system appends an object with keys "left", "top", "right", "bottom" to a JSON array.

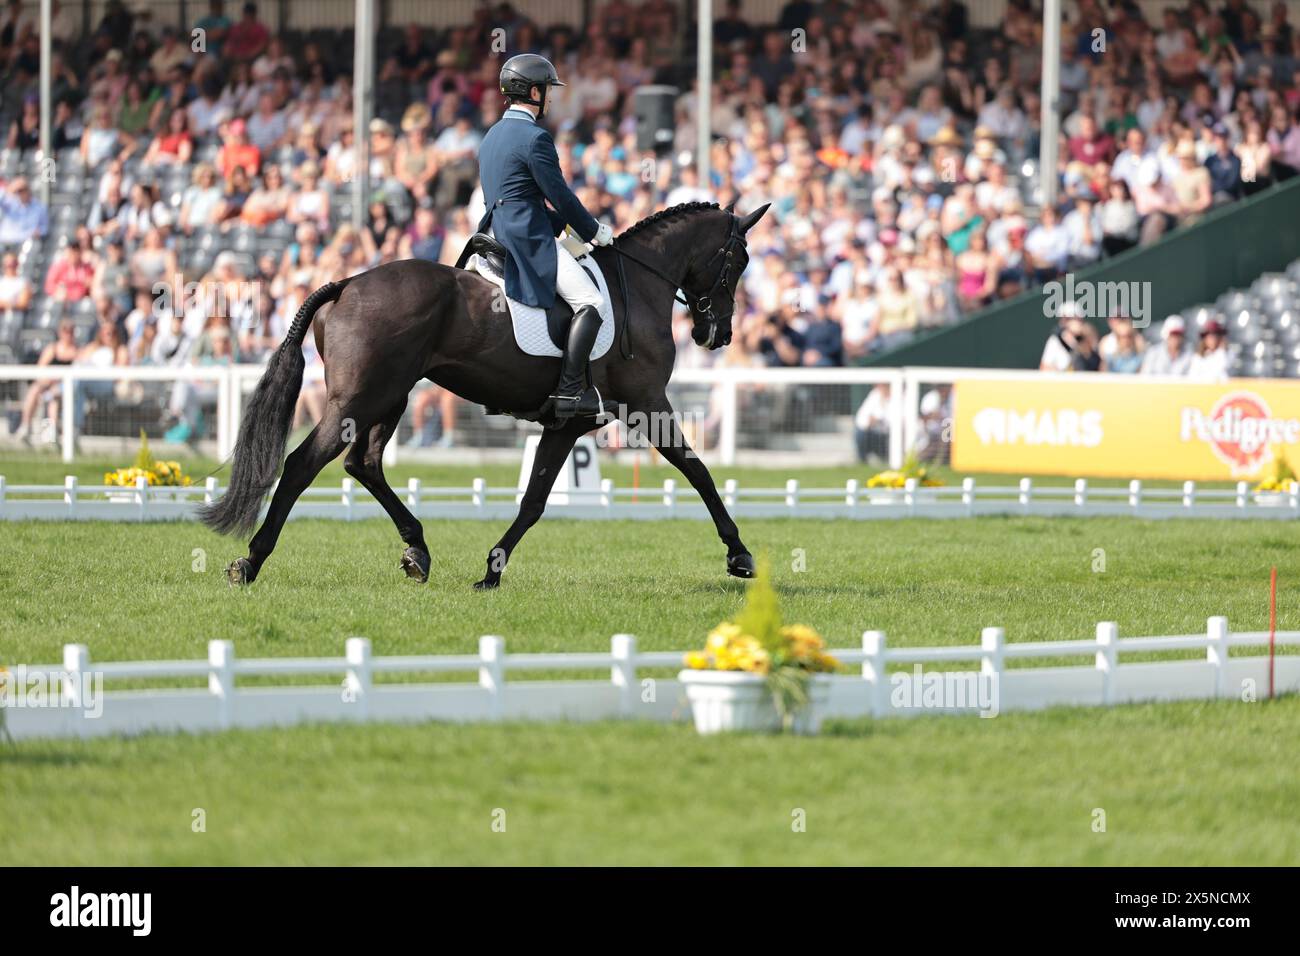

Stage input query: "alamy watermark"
[
  {"left": 890, "top": 665, "right": 999, "bottom": 718},
  {"left": 593, "top": 404, "right": 706, "bottom": 456},
  {"left": 0, "top": 666, "right": 104, "bottom": 719},
  {"left": 1043, "top": 273, "right": 1151, "bottom": 328}
]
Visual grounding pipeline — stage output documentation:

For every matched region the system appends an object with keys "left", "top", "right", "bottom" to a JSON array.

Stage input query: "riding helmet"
[{"left": 499, "top": 53, "right": 565, "bottom": 106}]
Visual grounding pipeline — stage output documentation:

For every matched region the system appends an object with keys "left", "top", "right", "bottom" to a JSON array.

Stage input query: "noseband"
[{"left": 611, "top": 217, "right": 746, "bottom": 349}]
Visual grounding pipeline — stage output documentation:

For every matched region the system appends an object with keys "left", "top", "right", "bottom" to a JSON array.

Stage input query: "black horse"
[{"left": 199, "top": 200, "right": 770, "bottom": 588}]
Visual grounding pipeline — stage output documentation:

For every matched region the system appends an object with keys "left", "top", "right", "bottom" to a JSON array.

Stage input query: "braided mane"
[{"left": 617, "top": 201, "right": 721, "bottom": 241}]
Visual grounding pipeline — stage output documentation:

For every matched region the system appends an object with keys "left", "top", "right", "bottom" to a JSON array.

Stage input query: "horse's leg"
[
  {"left": 630, "top": 399, "right": 754, "bottom": 578},
  {"left": 473, "top": 419, "right": 589, "bottom": 590},
  {"left": 343, "top": 397, "right": 432, "bottom": 583},
  {"left": 226, "top": 404, "right": 352, "bottom": 585}
]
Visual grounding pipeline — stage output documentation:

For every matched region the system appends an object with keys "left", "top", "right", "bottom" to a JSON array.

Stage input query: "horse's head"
[{"left": 684, "top": 201, "right": 770, "bottom": 350}]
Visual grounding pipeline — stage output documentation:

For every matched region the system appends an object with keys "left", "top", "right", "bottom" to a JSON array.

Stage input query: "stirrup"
[{"left": 549, "top": 385, "right": 608, "bottom": 422}]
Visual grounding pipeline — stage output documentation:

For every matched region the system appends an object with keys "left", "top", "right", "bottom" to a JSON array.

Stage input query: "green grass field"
[{"left": 2, "top": 508, "right": 1298, "bottom": 865}]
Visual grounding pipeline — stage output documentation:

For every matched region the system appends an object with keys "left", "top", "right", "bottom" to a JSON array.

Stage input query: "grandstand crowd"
[{"left": 0, "top": 0, "right": 1292, "bottom": 442}]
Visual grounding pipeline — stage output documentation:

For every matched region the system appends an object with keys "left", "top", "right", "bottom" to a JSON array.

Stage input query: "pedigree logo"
[
  {"left": 1180, "top": 391, "right": 1300, "bottom": 475},
  {"left": 972, "top": 407, "right": 1104, "bottom": 447}
]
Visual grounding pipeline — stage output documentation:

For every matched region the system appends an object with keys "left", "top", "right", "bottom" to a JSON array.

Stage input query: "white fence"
[
  {"left": 4, "top": 619, "right": 1296, "bottom": 741},
  {"left": 0, "top": 363, "right": 910, "bottom": 466},
  {"left": 3, "top": 473, "right": 1300, "bottom": 522},
  {"left": 2, "top": 363, "right": 1252, "bottom": 469}
]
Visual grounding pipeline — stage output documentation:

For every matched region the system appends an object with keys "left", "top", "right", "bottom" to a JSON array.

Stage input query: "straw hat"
[
  {"left": 401, "top": 103, "right": 432, "bottom": 132},
  {"left": 928, "top": 126, "right": 964, "bottom": 148}
]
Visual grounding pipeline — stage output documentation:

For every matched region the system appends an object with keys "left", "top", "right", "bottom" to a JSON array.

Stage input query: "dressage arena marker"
[
  {"left": 5, "top": 619, "right": 1298, "bottom": 741},
  {"left": 1270, "top": 567, "right": 1279, "bottom": 699},
  {"left": 5, "top": 475, "right": 1300, "bottom": 522}
]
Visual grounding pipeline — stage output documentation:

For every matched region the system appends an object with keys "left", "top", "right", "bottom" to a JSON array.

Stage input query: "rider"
[{"left": 476, "top": 53, "right": 614, "bottom": 421}]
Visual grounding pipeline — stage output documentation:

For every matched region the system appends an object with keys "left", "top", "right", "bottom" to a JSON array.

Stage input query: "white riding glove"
[{"left": 592, "top": 222, "right": 614, "bottom": 246}]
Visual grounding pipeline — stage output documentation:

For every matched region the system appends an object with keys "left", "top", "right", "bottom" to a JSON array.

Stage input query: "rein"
[{"left": 608, "top": 217, "right": 746, "bottom": 352}]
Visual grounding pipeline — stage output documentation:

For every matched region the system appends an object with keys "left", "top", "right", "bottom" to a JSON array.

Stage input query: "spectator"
[
  {"left": 240, "top": 163, "right": 289, "bottom": 227},
  {"left": 1237, "top": 119, "right": 1273, "bottom": 193},
  {"left": 213, "top": 164, "right": 252, "bottom": 228},
  {"left": 801, "top": 309, "right": 843, "bottom": 367},
  {"left": 399, "top": 205, "right": 445, "bottom": 263},
  {"left": 1267, "top": 104, "right": 1300, "bottom": 179},
  {"left": 179, "top": 163, "right": 224, "bottom": 234},
  {"left": 752, "top": 310, "right": 805, "bottom": 367},
  {"left": 44, "top": 243, "right": 96, "bottom": 302},
  {"left": 286, "top": 162, "right": 330, "bottom": 233},
  {"left": 867, "top": 267, "right": 920, "bottom": 352},
  {"left": 1024, "top": 204, "right": 1069, "bottom": 282},
  {"left": 7, "top": 95, "right": 39, "bottom": 151},
  {"left": 143, "top": 108, "right": 195, "bottom": 167},
  {"left": 1205, "top": 124, "right": 1243, "bottom": 202},
  {"left": 954, "top": 227, "right": 996, "bottom": 310},
  {"left": 853, "top": 382, "right": 892, "bottom": 463},
  {"left": 1100, "top": 179, "right": 1140, "bottom": 256},
  {"left": 0, "top": 177, "right": 49, "bottom": 246},
  {"left": 1170, "top": 141, "right": 1212, "bottom": 222},
  {"left": 73, "top": 320, "right": 130, "bottom": 426},
  {"left": 165, "top": 319, "right": 239, "bottom": 442},
  {"left": 1099, "top": 315, "right": 1146, "bottom": 373},
  {"left": 13, "top": 320, "right": 80, "bottom": 443},
  {"left": 224, "top": 2, "right": 270, "bottom": 63},
  {"left": 0, "top": 251, "right": 33, "bottom": 313},
  {"left": 1140, "top": 315, "right": 1193, "bottom": 375},
  {"left": 245, "top": 90, "right": 287, "bottom": 153},
  {"left": 216, "top": 117, "right": 260, "bottom": 180},
  {"left": 1062, "top": 188, "right": 1103, "bottom": 267},
  {"left": 129, "top": 227, "right": 178, "bottom": 296},
  {"left": 1187, "top": 318, "right": 1230, "bottom": 380}
]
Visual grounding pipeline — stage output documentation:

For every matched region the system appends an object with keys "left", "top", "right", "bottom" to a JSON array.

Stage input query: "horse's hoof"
[
  {"left": 226, "top": 558, "right": 255, "bottom": 586},
  {"left": 727, "top": 552, "right": 756, "bottom": 579},
  {"left": 400, "top": 547, "right": 430, "bottom": 583},
  {"left": 473, "top": 576, "right": 500, "bottom": 591}
]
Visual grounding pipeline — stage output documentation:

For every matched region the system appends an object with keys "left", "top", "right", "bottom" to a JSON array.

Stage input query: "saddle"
[{"left": 455, "top": 232, "right": 581, "bottom": 352}]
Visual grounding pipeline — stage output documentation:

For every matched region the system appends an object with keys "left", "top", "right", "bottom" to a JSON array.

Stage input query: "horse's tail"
[{"left": 198, "top": 278, "right": 353, "bottom": 537}]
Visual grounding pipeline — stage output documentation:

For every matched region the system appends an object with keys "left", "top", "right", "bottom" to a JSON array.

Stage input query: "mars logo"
[{"left": 1180, "top": 391, "right": 1300, "bottom": 475}]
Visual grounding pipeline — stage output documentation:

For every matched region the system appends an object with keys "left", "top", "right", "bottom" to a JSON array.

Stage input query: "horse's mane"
[{"left": 618, "top": 201, "right": 721, "bottom": 241}]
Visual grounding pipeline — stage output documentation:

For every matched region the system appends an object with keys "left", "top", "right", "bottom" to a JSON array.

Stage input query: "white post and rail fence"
[
  {"left": 3, "top": 365, "right": 1294, "bottom": 480},
  {"left": 3, "top": 618, "right": 1296, "bottom": 741}
]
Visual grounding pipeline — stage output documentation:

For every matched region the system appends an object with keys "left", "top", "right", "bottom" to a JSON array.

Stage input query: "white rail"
[
  {"left": 4, "top": 619, "right": 1297, "bottom": 741},
  {"left": 2, "top": 474, "right": 1298, "bottom": 522}
]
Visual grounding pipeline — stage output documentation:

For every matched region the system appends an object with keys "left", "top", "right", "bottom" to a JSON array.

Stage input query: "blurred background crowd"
[{"left": 0, "top": 0, "right": 1293, "bottom": 445}]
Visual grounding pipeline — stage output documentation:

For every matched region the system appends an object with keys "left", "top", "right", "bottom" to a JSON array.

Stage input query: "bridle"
[{"left": 609, "top": 215, "right": 747, "bottom": 350}]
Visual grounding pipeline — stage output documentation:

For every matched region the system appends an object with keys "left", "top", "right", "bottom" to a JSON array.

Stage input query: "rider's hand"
[{"left": 592, "top": 222, "right": 614, "bottom": 246}]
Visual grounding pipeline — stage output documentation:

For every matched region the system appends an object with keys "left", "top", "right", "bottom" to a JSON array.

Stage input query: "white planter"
[
  {"left": 1253, "top": 492, "right": 1291, "bottom": 508},
  {"left": 104, "top": 486, "right": 190, "bottom": 503},
  {"left": 678, "top": 669, "right": 832, "bottom": 735}
]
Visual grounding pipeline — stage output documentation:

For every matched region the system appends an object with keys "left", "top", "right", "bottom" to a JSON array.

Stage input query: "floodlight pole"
[
  {"left": 38, "top": 0, "right": 52, "bottom": 207},
  {"left": 1039, "top": 0, "right": 1062, "bottom": 208},
  {"left": 352, "top": 0, "right": 375, "bottom": 231},
  {"left": 697, "top": 0, "right": 712, "bottom": 191}
]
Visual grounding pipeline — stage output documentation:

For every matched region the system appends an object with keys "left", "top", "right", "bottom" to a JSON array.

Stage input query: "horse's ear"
[
  {"left": 724, "top": 198, "right": 737, "bottom": 213},
  {"left": 738, "top": 202, "right": 771, "bottom": 233}
]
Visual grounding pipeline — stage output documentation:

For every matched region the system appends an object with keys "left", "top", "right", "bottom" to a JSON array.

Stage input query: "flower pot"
[
  {"left": 1253, "top": 492, "right": 1291, "bottom": 508},
  {"left": 678, "top": 669, "right": 832, "bottom": 735}
]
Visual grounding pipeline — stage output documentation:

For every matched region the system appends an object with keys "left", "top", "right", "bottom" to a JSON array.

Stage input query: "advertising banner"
[{"left": 951, "top": 377, "right": 1300, "bottom": 480}]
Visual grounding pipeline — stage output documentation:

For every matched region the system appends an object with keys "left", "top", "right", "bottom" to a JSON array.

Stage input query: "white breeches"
[{"left": 553, "top": 238, "right": 603, "bottom": 312}]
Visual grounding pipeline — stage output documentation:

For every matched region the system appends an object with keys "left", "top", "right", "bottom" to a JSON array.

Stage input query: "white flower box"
[{"left": 678, "top": 669, "right": 832, "bottom": 735}]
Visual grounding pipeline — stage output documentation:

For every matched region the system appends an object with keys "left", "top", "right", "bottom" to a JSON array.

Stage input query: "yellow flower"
[
  {"left": 683, "top": 651, "right": 710, "bottom": 670},
  {"left": 706, "top": 622, "right": 742, "bottom": 652}
]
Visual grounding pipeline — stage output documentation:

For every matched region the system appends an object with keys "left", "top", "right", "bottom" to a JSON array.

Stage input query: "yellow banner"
[{"left": 952, "top": 377, "right": 1300, "bottom": 480}]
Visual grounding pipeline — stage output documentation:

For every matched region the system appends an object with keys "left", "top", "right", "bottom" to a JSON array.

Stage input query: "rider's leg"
[{"left": 551, "top": 239, "right": 606, "bottom": 421}]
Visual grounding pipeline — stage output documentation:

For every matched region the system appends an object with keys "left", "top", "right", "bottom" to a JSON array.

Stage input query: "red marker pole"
[{"left": 1269, "top": 567, "right": 1278, "bottom": 700}]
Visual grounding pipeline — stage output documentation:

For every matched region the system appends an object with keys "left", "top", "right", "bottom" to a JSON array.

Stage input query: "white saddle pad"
[{"left": 469, "top": 253, "right": 616, "bottom": 359}]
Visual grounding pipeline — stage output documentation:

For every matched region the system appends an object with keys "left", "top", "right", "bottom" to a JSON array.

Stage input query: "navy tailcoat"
[{"left": 475, "top": 107, "right": 600, "bottom": 308}]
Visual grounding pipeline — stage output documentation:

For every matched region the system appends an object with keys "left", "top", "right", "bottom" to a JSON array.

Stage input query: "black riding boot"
[{"left": 550, "top": 304, "right": 605, "bottom": 421}]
